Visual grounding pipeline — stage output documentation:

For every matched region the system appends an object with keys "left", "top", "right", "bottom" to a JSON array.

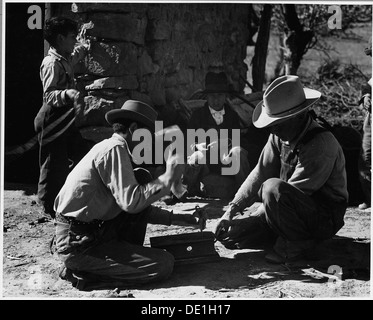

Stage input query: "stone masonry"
[{"left": 52, "top": 3, "right": 251, "bottom": 140}]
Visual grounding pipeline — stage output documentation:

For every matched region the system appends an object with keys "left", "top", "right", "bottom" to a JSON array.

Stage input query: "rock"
[
  {"left": 137, "top": 50, "right": 159, "bottom": 77},
  {"left": 147, "top": 20, "right": 171, "bottom": 41},
  {"left": 85, "top": 76, "right": 138, "bottom": 90},
  {"left": 76, "top": 96, "right": 128, "bottom": 127},
  {"left": 129, "top": 91, "right": 154, "bottom": 108},
  {"left": 147, "top": 74, "right": 166, "bottom": 106},
  {"left": 83, "top": 42, "right": 138, "bottom": 77},
  {"left": 72, "top": 3, "right": 147, "bottom": 13},
  {"left": 87, "top": 89, "right": 128, "bottom": 100},
  {"left": 80, "top": 126, "right": 114, "bottom": 143},
  {"left": 164, "top": 68, "right": 193, "bottom": 87},
  {"left": 84, "top": 13, "right": 147, "bottom": 44}
]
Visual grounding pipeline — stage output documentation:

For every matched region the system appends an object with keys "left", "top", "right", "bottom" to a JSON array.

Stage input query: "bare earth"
[{"left": 2, "top": 183, "right": 371, "bottom": 299}]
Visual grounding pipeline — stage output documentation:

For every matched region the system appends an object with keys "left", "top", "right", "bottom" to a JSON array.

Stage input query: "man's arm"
[
  {"left": 288, "top": 131, "right": 346, "bottom": 202},
  {"left": 97, "top": 144, "right": 182, "bottom": 214},
  {"left": 41, "top": 61, "right": 71, "bottom": 107},
  {"left": 70, "top": 43, "right": 89, "bottom": 66},
  {"left": 220, "top": 134, "right": 281, "bottom": 221}
]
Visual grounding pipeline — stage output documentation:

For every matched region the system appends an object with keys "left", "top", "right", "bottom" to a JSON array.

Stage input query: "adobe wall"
[{"left": 53, "top": 3, "right": 250, "bottom": 139}]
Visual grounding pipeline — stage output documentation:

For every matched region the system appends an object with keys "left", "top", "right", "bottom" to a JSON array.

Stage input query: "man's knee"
[{"left": 260, "top": 178, "right": 285, "bottom": 202}]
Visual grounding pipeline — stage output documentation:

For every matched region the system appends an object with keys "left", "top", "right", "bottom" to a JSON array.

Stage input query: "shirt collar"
[
  {"left": 112, "top": 133, "right": 133, "bottom": 157},
  {"left": 283, "top": 116, "right": 314, "bottom": 150},
  {"left": 48, "top": 47, "right": 68, "bottom": 62},
  {"left": 209, "top": 106, "right": 225, "bottom": 115}
]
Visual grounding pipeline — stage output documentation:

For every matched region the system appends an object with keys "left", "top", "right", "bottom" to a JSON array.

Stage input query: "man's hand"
[
  {"left": 66, "top": 89, "right": 80, "bottom": 103},
  {"left": 214, "top": 218, "right": 230, "bottom": 241},
  {"left": 162, "top": 153, "right": 184, "bottom": 187},
  {"left": 214, "top": 204, "right": 240, "bottom": 241}
]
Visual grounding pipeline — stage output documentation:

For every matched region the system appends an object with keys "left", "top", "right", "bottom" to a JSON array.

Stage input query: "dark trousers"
[
  {"left": 37, "top": 126, "right": 90, "bottom": 217},
  {"left": 220, "top": 178, "right": 347, "bottom": 258},
  {"left": 55, "top": 209, "right": 174, "bottom": 288}
]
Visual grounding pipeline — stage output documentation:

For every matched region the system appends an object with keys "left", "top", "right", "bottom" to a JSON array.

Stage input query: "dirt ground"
[{"left": 2, "top": 182, "right": 371, "bottom": 300}]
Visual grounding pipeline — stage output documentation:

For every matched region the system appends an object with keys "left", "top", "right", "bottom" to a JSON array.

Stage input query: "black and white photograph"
[{"left": 1, "top": 1, "right": 372, "bottom": 303}]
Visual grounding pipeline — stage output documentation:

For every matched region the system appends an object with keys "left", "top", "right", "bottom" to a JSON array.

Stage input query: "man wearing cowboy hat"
[
  {"left": 53, "top": 100, "right": 200, "bottom": 290},
  {"left": 167, "top": 71, "right": 251, "bottom": 203},
  {"left": 215, "top": 75, "right": 348, "bottom": 264}
]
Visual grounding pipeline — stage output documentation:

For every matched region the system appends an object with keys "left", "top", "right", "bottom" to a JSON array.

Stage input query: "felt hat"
[
  {"left": 105, "top": 100, "right": 157, "bottom": 129},
  {"left": 202, "top": 72, "right": 230, "bottom": 94},
  {"left": 252, "top": 75, "right": 321, "bottom": 128}
]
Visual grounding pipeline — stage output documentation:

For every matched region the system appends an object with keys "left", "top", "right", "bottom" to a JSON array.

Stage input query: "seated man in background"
[
  {"left": 215, "top": 75, "right": 348, "bottom": 264},
  {"left": 54, "top": 100, "right": 199, "bottom": 290},
  {"left": 167, "top": 72, "right": 251, "bottom": 203}
]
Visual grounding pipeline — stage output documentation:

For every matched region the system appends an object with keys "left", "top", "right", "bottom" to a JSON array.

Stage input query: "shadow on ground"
[{"left": 137, "top": 235, "right": 370, "bottom": 292}]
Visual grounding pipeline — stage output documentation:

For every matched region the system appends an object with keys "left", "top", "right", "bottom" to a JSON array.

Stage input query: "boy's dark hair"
[
  {"left": 44, "top": 17, "right": 79, "bottom": 47},
  {"left": 112, "top": 119, "right": 150, "bottom": 134}
]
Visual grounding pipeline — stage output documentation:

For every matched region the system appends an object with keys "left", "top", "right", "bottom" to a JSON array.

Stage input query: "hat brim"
[
  {"left": 252, "top": 88, "right": 321, "bottom": 128},
  {"left": 105, "top": 109, "right": 155, "bottom": 130}
]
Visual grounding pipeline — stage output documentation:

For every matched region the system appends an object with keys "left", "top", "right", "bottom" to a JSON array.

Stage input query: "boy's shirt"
[{"left": 40, "top": 46, "right": 86, "bottom": 107}]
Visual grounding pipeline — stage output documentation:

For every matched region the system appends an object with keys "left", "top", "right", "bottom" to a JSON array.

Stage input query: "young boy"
[{"left": 34, "top": 17, "right": 91, "bottom": 218}]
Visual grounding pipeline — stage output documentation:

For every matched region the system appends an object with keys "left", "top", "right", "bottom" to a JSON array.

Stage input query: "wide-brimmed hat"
[
  {"left": 252, "top": 75, "right": 321, "bottom": 128},
  {"left": 105, "top": 100, "right": 158, "bottom": 129},
  {"left": 202, "top": 72, "right": 230, "bottom": 94}
]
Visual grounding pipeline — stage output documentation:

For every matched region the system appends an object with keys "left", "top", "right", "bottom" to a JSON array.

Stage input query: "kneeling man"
[
  {"left": 54, "top": 100, "right": 198, "bottom": 290},
  {"left": 215, "top": 75, "right": 348, "bottom": 263}
]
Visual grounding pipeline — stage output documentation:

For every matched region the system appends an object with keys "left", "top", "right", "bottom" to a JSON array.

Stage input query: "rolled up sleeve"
[{"left": 97, "top": 145, "right": 170, "bottom": 214}]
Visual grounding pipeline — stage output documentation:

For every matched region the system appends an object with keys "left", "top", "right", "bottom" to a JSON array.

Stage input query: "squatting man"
[
  {"left": 54, "top": 100, "right": 208, "bottom": 290},
  {"left": 215, "top": 75, "right": 348, "bottom": 264}
]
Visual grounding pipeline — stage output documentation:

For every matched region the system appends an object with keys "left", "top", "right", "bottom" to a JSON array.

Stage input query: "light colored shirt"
[
  {"left": 209, "top": 106, "right": 225, "bottom": 125},
  {"left": 231, "top": 118, "right": 348, "bottom": 211},
  {"left": 54, "top": 133, "right": 171, "bottom": 222},
  {"left": 40, "top": 46, "right": 86, "bottom": 107}
]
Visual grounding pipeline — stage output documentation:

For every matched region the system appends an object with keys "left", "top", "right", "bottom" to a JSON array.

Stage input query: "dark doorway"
[{"left": 4, "top": 3, "right": 45, "bottom": 183}]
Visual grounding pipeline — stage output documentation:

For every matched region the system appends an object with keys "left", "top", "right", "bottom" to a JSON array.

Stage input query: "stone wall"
[{"left": 52, "top": 3, "right": 250, "bottom": 140}]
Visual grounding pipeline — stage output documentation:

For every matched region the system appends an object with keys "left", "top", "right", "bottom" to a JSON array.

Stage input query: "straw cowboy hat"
[
  {"left": 202, "top": 72, "right": 231, "bottom": 94},
  {"left": 252, "top": 75, "right": 321, "bottom": 128},
  {"left": 105, "top": 100, "right": 158, "bottom": 129}
]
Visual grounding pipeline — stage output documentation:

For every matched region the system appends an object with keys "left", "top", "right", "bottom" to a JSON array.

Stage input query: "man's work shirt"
[
  {"left": 40, "top": 46, "right": 86, "bottom": 107},
  {"left": 54, "top": 133, "right": 170, "bottom": 222},
  {"left": 231, "top": 117, "right": 348, "bottom": 211},
  {"left": 209, "top": 106, "right": 225, "bottom": 125}
]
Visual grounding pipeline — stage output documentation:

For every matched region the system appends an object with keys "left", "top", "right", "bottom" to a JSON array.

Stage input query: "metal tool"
[{"left": 192, "top": 205, "right": 207, "bottom": 231}]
